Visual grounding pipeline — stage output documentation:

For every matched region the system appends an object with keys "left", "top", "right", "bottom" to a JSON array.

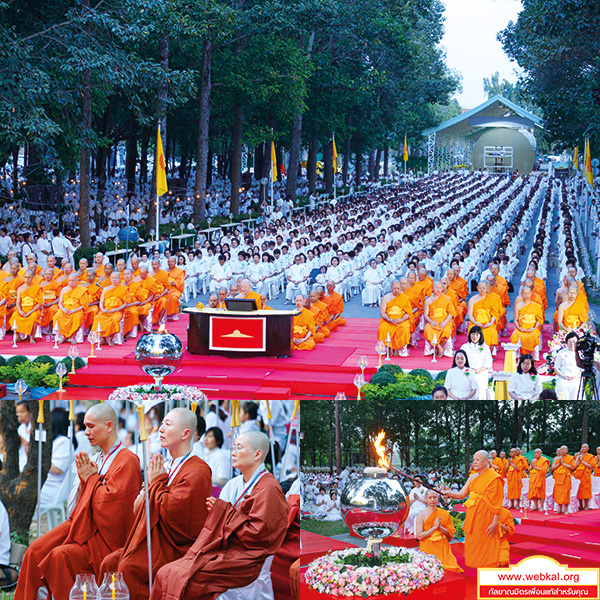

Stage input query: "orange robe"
[
  {"left": 14, "top": 284, "right": 42, "bottom": 336},
  {"left": 241, "top": 290, "right": 262, "bottom": 310},
  {"left": 293, "top": 308, "right": 316, "bottom": 351},
  {"left": 136, "top": 275, "right": 161, "bottom": 319},
  {"left": 463, "top": 468, "right": 503, "bottom": 568},
  {"left": 151, "top": 270, "right": 169, "bottom": 324},
  {"left": 148, "top": 474, "right": 288, "bottom": 600},
  {"left": 424, "top": 294, "right": 456, "bottom": 342},
  {"left": 83, "top": 282, "right": 103, "bottom": 330},
  {"left": 506, "top": 459, "right": 524, "bottom": 500},
  {"left": 445, "top": 287, "right": 463, "bottom": 331},
  {"left": 127, "top": 280, "right": 153, "bottom": 320},
  {"left": 528, "top": 457, "right": 550, "bottom": 500},
  {"left": 469, "top": 295, "right": 499, "bottom": 346},
  {"left": 419, "top": 507, "right": 463, "bottom": 573},
  {"left": 39, "top": 280, "right": 62, "bottom": 330},
  {"left": 553, "top": 455, "right": 575, "bottom": 505},
  {"left": 0, "top": 279, "right": 7, "bottom": 325},
  {"left": 517, "top": 456, "right": 529, "bottom": 478},
  {"left": 574, "top": 453, "right": 594, "bottom": 500},
  {"left": 16, "top": 449, "right": 142, "bottom": 600},
  {"left": 311, "top": 301, "right": 331, "bottom": 339},
  {"left": 308, "top": 306, "right": 325, "bottom": 343},
  {"left": 93, "top": 284, "right": 130, "bottom": 337},
  {"left": 166, "top": 267, "right": 185, "bottom": 316},
  {"left": 322, "top": 291, "right": 346, "bottom": 329},
  {"left": 533, "top": 277, "right": 548, "bottom": 311},
  {"left": 498, "top": 507, "right": 515, "bottom": 566},
  {"left": 405, "top": 286, "right": 424, "bottom": 323},
  {"left": 413, "top": 277, "right": 433, "bottom": 300},
  {"left": 5, "top": 275, "right": 24, "bottom": 327},
  {"left": 489, "top": 287, "right": 508, "bottom": 331},
  {"left": 561, "top": 297, "right": 588, "bottom": 330},
  {"left": 377, "top": 294, "right": 412, "bottom": 349},
  {"left": 510, "top": 301, "right": 543, "bottom": 354},
  {"left": 54, "top": 286, "right": 90, "bottom": 339},
  {"left": 491, "top": 457, "right": 505, "bottom": 480},
  {"left": 100, "top": 456, "right": 212, "bottom": 600},
  {"left": 449, "top": 277, "right": 468, "bottom": 304}
]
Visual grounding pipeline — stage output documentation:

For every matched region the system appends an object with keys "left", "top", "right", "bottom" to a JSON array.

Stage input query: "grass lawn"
[
  {"left": 0, "top": 591, "right": 14, "bottom": 599},
  {"left": 301, "top": 518, "right": 349, "bottom": 537}
]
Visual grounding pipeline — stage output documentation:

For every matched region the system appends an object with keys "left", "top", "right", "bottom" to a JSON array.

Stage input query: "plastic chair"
[
  {"left": 216, "top": 556, "right": 275, "bottom": 600},
  {"left": 38, "top": 473, "right": 72, "bottom": 531}
]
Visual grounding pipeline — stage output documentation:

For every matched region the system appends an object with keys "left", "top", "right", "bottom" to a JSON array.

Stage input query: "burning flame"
[
  {"left": 158, "top": 324, "right": 168, "bottom": 334},
  {"left": 374, "top": 430, "right": 390, "bottom": 469}
]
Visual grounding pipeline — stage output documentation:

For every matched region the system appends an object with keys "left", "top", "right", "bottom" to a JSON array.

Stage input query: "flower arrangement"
[
  {"left": 304, "top": 547, "right": 444, "bottom": 597},
  {"left": 108, "top": 384, "right": 208, "bottom": 406},
  {"left": 538, "top": 325, "right": 595, "bottom": 375}
]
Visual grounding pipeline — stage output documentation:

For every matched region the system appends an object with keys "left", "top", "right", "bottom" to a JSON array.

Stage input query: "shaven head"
[
  {"left": 84, "top": 403, "right": 119, "bottom": 451},
  {"left": 241, "top": 431, "right": 270, "bottom": 456},
  {"left": 472, "top": 449, "right": 490, "bottom": 472},
  {"left": 160, "top": 408, "right": 196, "bottom": 455}
]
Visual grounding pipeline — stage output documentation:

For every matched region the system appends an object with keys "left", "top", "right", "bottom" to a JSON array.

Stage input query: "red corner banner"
[{"left": 209, "top": 316, "right": 266, "bottom": 352}]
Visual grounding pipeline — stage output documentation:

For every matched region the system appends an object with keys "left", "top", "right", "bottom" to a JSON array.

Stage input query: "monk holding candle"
[
  {"left": 16, "top": 404, "right": 142, "bottom": 600},
  {"left": 149, "top": 431, "right": 289, "bottom": 600},
  {"left": 573, "top": 443, "right": 595, "bottom": 511},
  {"left": 100, "top": 408, "right": 212, "bottom": 600},
  {"left": 14, "top": 269, "right": 42, "bottom": 343},
  {"left": 416, "top": 490, "right": 463, "bottom": 573},
  {"left": 91, "top": 271, "right": 131, "bottom": 346},
  {"left": 444, "top": 450, "right": 503, "bottom": 568},
  {"left": 551, "top": 445, "right": 575, "bottom": 514},
  {"left": 527, "top": 448, "right": 550, "bottom": 512},
  {"left": 53, "top": 272, "right": 89, "bottom": 344}
]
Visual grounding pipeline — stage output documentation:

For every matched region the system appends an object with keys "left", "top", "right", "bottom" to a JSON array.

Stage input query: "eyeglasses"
[{"left": 232, "top": 444, "right": 249, "bottom": 454}]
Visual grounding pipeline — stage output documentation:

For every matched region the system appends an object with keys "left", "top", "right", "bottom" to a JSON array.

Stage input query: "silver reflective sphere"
[
  {"left": 341, "top": 467, "right": 409, "bottom": 539},
  {"left": 135, "top": 331, "right": 183, "bottom": 385}
]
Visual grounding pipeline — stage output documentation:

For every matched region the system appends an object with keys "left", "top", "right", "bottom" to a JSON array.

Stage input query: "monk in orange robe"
[
  {"left": 511, "top": 286, "right": 544, "bottom": 356},
  {"left": 76, "top": 258, "right": 90, "bottom": 282},
  {"left": 116, "top": 259, "right": 127, "bottom": 282},
  {"left": 527, "top": 448, "right": 550, "bottom": 511},
  {"left": 165, "top": 256, "right": 185, "bottom": 320},
  {"left": 445, "top": 450, "right": 503, "bottom": 568},
  {"left": 53, "top": 273, "right": 89, "bottom": 344},
  {"left": 124, "top": 268, "right": 153, "bottom": 336},
  {"left": 151, "top": 259, "right": 170, "bottom": 326},
  {"left": 97, "top": 263, "right": 115, "bottom": 288},
  {"left": 405, "top": 272, "right": 424, "bottom": 325},
  {"left": 235, "top": 279, "right": 262, "bottom": 309},
  {"left": 487, "top": 274, "right": 508, "bottom": 333},
  {"left": 44, "top": 254, "right": 63, "bottom": 280},
  {"left": 378, "top": 280, "right": 412, "bottom": 356},
  {"left": 308, "top": 291, "right": 330, "bottom": 342},
  {"left": 15, "top": 404, "right": 142, "bottom": 600},
  {"left": 321, "top": 280, "right": 346, "bottom": 330},
  {"left": 292, "top": 294, "right": 316, "bottom": 350},
  {"left": 0, "top": 277, "right": 7, "bottom": 340},
  {"left": 93, "top": 252, "right": 106, "bottom": 277},
  {"left": 558, "top": 285, "right": 588, "bottom": 332},
  {"left": 81, "top": 269, "right": 103, "bottom": 333},
  {"left": 423, "top": 281, "right": 456, "bottom": 358},
  {"left": 574, "top": 443, "right": 594, "bottom": 511},
  {"left": 136, "top": 266, "right": 160, "bottom": 332},
  {"left": 38, "top": 268, "right": 62, "bottom": 335},
  {"left": 416, "top": 490, "right": 463, "bottom": 573},
  {"left": 490, "top": 450, "right": 505, "bottom": 480},
  {"left": 100, "top": 408, "right": 212, "bottom": 600},
  {"left": 14, "top": 270, "right": 42, "bottom": 343},
  {"left": 130, "top": 256, "right": 141, "bottom": 278},
  {"left": 19, "top": 255, "right": 43, "bottom": 282},
  {"left": 55, "top": 262, "right": 75, "bottom": 291},
  {"left": 506, "top": 448, "right": 524, "bottom": 509},
  {"left": 527, "top": 268, "right": 548, "bottom": 311},
  {"left": 148, "top": 431, "right": 288, "bottom": 600},
  {"left": 441, "top": 276, "right": 462, "bottom": 333},
  {"left": 551, "top": 446, "right": 575, "bottom": 514},
  {"left": 498, "top": 507, "right": 515, "bottom": 567},
  {"left": 4, "top": 261, "right": 24, "bottom": 328},
  {"left": 413, "top": 267, "right": 433, "bottom": 301},
  {"left": 448, "top": 266, "right": 468, "bottom": 307},
  {"left": 468, "top": 280, "right": 499, "bottom": 351},
  {"left": 91, "top": 272, "right": 131, "bottom": 346}
]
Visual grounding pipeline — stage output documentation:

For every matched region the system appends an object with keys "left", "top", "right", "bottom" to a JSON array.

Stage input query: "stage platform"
[{"left": 0, "top": 315, "right": 543, "bottom": 401}]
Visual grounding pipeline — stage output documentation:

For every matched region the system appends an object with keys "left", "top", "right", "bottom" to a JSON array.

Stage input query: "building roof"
[{"left": 423, "top": 95, "right": 542, "bottom": 137}]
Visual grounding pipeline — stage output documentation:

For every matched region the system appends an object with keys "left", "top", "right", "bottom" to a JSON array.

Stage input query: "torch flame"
[{"left": 374, "top": 430, "right": 390, "bottom": 469}]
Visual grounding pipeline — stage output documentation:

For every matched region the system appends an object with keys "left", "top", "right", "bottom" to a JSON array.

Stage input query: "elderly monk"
[
  {"left": 0, "top": 275, "right": 7, "bottom": 339},
  {"left": 100, "top": 408, "right": 212, "bottom": 600},
  {"left": 217, "top": 287, "right": 228, "bottom": 309},
  {"left": 441, "top": 276, "right": 462, "bottom": 334},
  {"left": 81, "top": 269, "right": 103, "bottom": 334},
  {"left": 292, "top": 294, "right": 316, "bottom": 351},
  {"left": 308, "top": 290, "right": 331, "bottom": 342},
  {"left": 505, "top": 448, "right": 524, "bottom": 510},
  {"left": 76, "top": 258, "right": 89, "bottom": 281},
  {"left": 321, "top": 280, "right": 346, "bottom": 329},
  {"left": 413, "top": 267, "right": 433, "bottom": 301},
  {"left": 405, "top": 271, "right": 424, "bottom": 329},
  {"left": 1, "top": 250, "right": 19, "bottom": 272},
  {"left": 121, "top": 269, "right": 142, "bottom": 339},
  {"left": 16, "top": 404, "right": 142, "bottom": 600},
  {"left": 423, "top": 281, "right": 456, "bottom": 358},
  {"left": 490, "top": 450, "right": 505, "bottom": 481},
  {"left": 468, "top": 280, "right": 499, "bottom": 353},
  {"left": 20, "top": 254, "right": 43, "bottom": 282},
  {"left": 416, "top": 490, "right": 463, "bottom": 573},
  {"left": 151, "top": 259, "right": 169, "bottom": 326},
  {"left": 527, "top": 448, "right": 550, "bottom": 512},
  {"left": 235, "top": 278, "right": 262, "bottom": 309},
  {"left": 574, "top": 443, "right": 595, "bottom": 511},
  {"left": 378, "top": 280, "right": 412, "bottom": 357},
  {"left": 149, "top": 431, "right": 288, "bottom": 600},
  {"left": 55, "top": 262, "right": 75, "bottom": 290},
  {"left": 39, "top": 267, "right": 62, "bottom": 336},
  {"left": 445, "top": 450, "right": 503, "bottom": 568},
  {"left": 14, "top": 269, "right": 42, "bottom": 343},
  {"left": 511, "top": 285, "right": 544, "bottom": 358},
  {"left": 93, "top": 252, "right": 106, "bottom": 276},
  {"left": 98, "top": 263, "right": 115, "bottom": 288},
  {"left": 130, "top": 255, "right": 141, "bottom": 277},
  {"left": 498, "top": 507, "right": 515, "bottom": 567},
  {"left": 558, "top": 285, "right": 588, "bottom": 332},
  {"left": 165, "top": 256, "right": 185, "bottom": 320},
  {"left": 526, "top": 266, "right": 548, "bottom": 311},
  {"left": 116, "top": 258, "right": 127, "bottom": 282},
  {"left": 53, "top": 272, "right": 89, "bottom": 344},
  {"left": 128, "top": 268, "right": 155, "bottom": 334},
  {"left": 45, "top": 254, "right": 63, "bottom": 280},
  {"left": 551, "top": 446, "right": 575, "bottom": 514},
  {"left": 5, "top": 260, "right": 24, "bottom": 327},
  {"left": 207, "top": 292, "right": 219, "bottom": 309},
  {"left": 136, "top": 266, "right": 161, "bottom": 330},
  {"left": 91, "top": 271, "right": 131, "bottom": 346}
]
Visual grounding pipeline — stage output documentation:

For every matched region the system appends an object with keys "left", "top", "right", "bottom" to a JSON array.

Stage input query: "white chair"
[
  {"left": 38, "top": 473, "right": 72, "bottom": 530},
  {"left": 216, "top": 555, "right": 275, "bottom": 600}
]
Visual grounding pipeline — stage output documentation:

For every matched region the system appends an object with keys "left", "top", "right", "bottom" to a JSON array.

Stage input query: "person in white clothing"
[
  {"left": 554, "top": 332, "right": 584, "bottom": 400},
  {"left": 16, "top": 400, "right": 32, "bottom": 472},
  {"left": 238, "top": 401, "right": 260, "bottom": 434},
  {"left": 444, "top": 350, "right": 477, "bottom": 400},
  {"left": 203, "top": 427, "right": 231, "bottom": 490},
  {"left": 323, "top": 490, "right": 342, "bottom": 521},
  {"left": 404, "top": 477, "right": 428, "bottom": 534},
  {"left": 508, "top": 354, "right": 543, "bottom": 401},
  {"left": 460, "top": 326, "right": 493, "bottom": 400},
  {"left": 285, "top": 255, "right": 308, "bottom": 301},
  {"left": 313, "top": 487, "right": 328, "bottom": 518}
]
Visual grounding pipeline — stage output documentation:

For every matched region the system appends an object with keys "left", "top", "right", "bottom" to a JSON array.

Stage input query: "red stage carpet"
[{"left": 2, "top": 316, "right": 545, "bottom": 400}]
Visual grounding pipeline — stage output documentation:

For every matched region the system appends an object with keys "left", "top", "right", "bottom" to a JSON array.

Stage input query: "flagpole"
[
  {"left": 270, "top": 132, "right": 274, "bottom": 212},
  {"left": 156, "top": 125, "right": 161, "bottom": 244}
]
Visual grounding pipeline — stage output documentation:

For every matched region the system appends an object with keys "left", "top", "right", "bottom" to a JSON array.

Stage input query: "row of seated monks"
[
  {"left": 377, "top": 259, "right": 588, "bottom": 359},
  {"left": 0, "top": 253, "right": 185, "bottom": 345},
  {"left": 16, "top": 404, "right": 298, "bottom": 600}
]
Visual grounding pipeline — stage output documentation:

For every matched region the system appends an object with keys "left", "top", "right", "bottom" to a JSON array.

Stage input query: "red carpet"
[{"left": 7, "top": 315, "right": 547, "bottom": 401}]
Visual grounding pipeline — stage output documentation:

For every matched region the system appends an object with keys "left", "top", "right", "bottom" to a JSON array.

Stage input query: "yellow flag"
[
  {"left": 403, "top": 135, "right": 408, "bottom": 162},
  {"left": 156, "top": 128, "right": 168, "bottom": 197},
  {"left": 585, "top": 137, "right": 594, "bottom": 188},
  {"left": 573, "top": 145, "right": 579, "bottom": 170},
  {"left": 271, "top": 141, "right": 277, "bottom": 182},
  {"left": 332, "top": 136, "right": 338, "bottom": 173}
]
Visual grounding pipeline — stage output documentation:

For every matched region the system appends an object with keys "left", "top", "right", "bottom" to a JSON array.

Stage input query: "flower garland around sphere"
[
  {"left": 304, "top": 547, "right": 444, "bottom": 597},
  {"left": 108, "top": 384, "right": 208, "bottom": 406}
]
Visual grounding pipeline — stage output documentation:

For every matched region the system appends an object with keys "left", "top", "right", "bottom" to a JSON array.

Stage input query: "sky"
[{"left": 441, "top": 0, "right": 522, "bottom": 109}]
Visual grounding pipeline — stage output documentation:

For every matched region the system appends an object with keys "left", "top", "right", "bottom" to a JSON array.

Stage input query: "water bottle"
[
  {"left": 99, "top": 572, "right": 129, "bottom": 600},
  {"left": 69, "top": 574, "right": 101, "bottom": 600}
]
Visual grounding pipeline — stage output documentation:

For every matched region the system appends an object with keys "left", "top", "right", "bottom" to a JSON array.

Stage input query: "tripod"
[{"left": 577, "top": 363, "right": 599, "bottom": 401}]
